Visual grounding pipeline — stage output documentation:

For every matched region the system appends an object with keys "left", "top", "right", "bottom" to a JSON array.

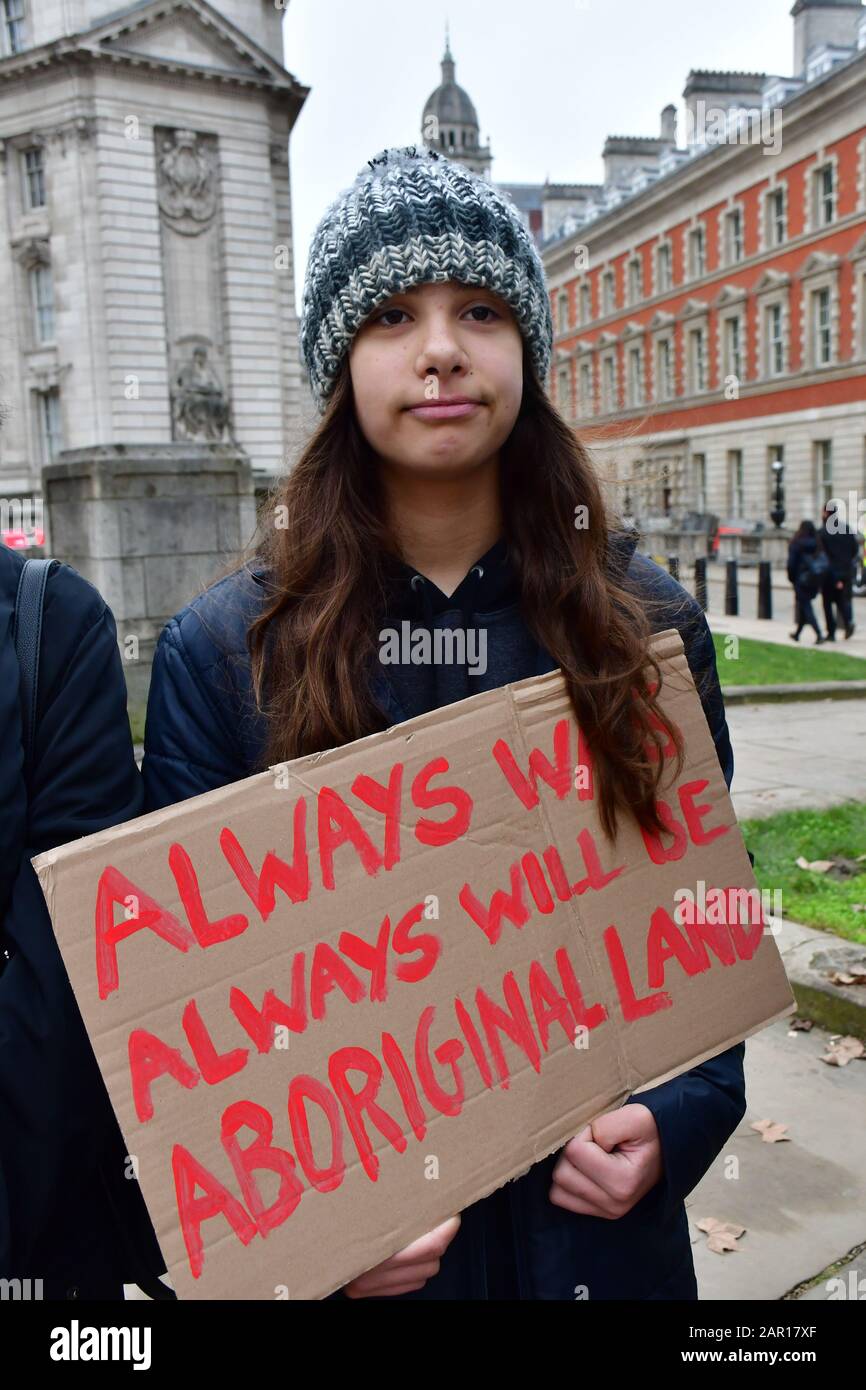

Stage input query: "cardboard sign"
[{"left": 32, "top": 628, "right": 795, "bottom": 1300}]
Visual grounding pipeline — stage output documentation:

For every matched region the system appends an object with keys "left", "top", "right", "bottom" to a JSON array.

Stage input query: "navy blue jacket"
[
  {"left": 0, "top": 548, "right": 164, "bottom": 1299},
  {"left": 142, "top": 531, "right": 747, "bottom": 1300}
]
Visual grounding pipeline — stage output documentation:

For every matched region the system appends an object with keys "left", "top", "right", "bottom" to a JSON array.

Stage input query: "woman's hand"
[
  {"left": 549, "top": 1104, "right": 664, "bottom": 1219},
  {"left": 343, "top": 1215, "right": 461, "bottom": 1297}
]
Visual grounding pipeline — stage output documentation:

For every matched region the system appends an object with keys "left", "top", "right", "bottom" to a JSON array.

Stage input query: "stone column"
[{"left": 42, "top": 443, "right": 257, "bottom": 709}]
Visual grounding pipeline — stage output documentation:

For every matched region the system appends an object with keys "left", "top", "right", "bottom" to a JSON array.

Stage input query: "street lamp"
[{"left": 770, "top": 458, "right": 786, "bottom": 529}]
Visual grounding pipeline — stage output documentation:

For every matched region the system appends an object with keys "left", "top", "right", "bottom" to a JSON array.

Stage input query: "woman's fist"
[{"left": 343, "top": 1215, "right": 461, "bottom": 1297}]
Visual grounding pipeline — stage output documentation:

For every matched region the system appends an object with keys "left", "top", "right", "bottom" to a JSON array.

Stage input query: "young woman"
[
  {"left": 142, "top": 145, "right": 746, "bottom": 1301},
  {"left": 787, "top": 520, "right": 829, "bottom": 644}
]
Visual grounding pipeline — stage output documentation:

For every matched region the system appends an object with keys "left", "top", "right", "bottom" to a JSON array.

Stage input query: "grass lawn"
[
  {"left": 129, "top": 706, "right": 146, "bottom": 747},
  {"left": 740, "top": 802, "right": 866, "bottom": 945},
  {"left": 712, "top": 633, "right": 866, "bottom": 686}
]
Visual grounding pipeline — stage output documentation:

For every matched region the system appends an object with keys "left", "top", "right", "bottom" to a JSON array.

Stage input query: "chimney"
[
  {"left": 660, "top": 104, "right": 678, "bottom": 143},
  {"left": 791, "top": 0, "right": 864, "bottom": 77}
]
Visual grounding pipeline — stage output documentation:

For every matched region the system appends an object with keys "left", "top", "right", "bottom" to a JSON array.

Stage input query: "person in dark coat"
[
  {"left": 818, "top": 502, "right": 858, "bottom": 640},
  {"left": 141, "top": 144, "right": 749, "bottom": 1302},
  {"left": 0, "top": 547, "right": 167, "bottom": 1300},
  {"left": 787, "top": 521, "right": 829, "bottom": 644}
]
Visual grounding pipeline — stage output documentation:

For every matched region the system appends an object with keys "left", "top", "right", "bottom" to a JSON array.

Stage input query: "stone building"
[
  {"left": 0, "top": 0, "right": 309, "bottom": 701},
  {"left": 0, "top": 0, "right": 308, "bottom": 509},
  {"left": 542, "top": 0, "right": 866, "bottom": 545}
]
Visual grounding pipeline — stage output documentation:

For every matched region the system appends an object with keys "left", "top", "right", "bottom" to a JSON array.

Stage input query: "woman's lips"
[{"left": 407, "top": 401, "right": 482, "bottom": 421}]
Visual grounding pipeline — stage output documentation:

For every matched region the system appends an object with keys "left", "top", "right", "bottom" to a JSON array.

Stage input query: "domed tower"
[{"left": 421, "top": 27, "right": 493, "bottom": 178}]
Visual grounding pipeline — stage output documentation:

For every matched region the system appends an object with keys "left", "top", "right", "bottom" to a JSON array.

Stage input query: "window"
[
  {"left": 688, "top": 326, "right": 706, "bottom": 393},
  {"left": 601, "top": 354, "right": 617, "bottom": 412},
  {"left": 579, "top": 360, "right": 593, "bottom": 414},
  {"left": 38, "top": 389, "right": 63, "bottom": 465},
  {"left": 813, "top": 287, "right": 831, "bottom": 365},
  {"left": 22, "top": 146, "right": 45, "bottom": 210},
  {"left": 687, "top": 226, "right": 706, "bottom": 280},
  {"left": 723, "top": 316, "right": 742, "bottom": 380},
  {"left": 655, "top": 243, "right": 672, "bottom": 293},
  {"left": 655, "top": 337, "right": 673, "bottom": 400},
  {"left": 30, "top": 264, "right": 55, "bottom": 343},
  {"left": 557, "top": 291, "right": 569, "bottom": 333},
  {"left": 628, "top": 258, "right": 643, "bottom": 304},
  {"left": 693, "top": 453, "right": 707, "bottom": 512},
  {"left": 627, "top": 345, "right": 643, "bottom": 408},
  {"left": 725, "top": 209, "right": 744, "bottom": 263},
  {"left": 1, "top": 0, "right": 27, "bottom": 54},
  {"left": 816, "top": 164, "right": 835, "bottom": 226},
  {"left": 766, "top": 303, "right": 784, "bottom": 375},
  {"left": 728, "top": 449, "right": 745, "bottom": 517},
  {"left": 768, "top": 187, "right": 786, "bottom": 246},
  {"left": 602, "top": 270, "right": 616, "bottom": 316},
  {"left": 580, "top": 282, "right": 591, "bottom": 324},
  {"left": 815, "top": 440, "right": 833, "bottom": 508},
  {"left": 557, "top": 365, "right": 571, "bottom": 416}
]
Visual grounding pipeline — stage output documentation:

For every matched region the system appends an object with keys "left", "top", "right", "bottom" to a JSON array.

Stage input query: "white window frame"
[
  {"left": 579, "top": 281, "right": 592, "bottom": 325},
  {"left": 21, "top": 143, "right": 45, "bottom": 210},
  {"left": 799, "top": 253, "right": 840, "bottom": 370},
  {"left": 601, "top": 269, "right": 616, "bottom": 316},
  {"left": 654, "top": 240, "right": 673, "bottom": 295},
  {"left": 557, "top": 362, "right": 572, "bottom": 417},
  {"left": 557, "top": 290, "right": 569, "bottom": 334},
  {"left": 37, "top": 387, "right": 63, "bottom": 465},
  {"left": 766, "top": 302, "right": 785, "bottom": 377},
  {"left": 627, "top": 256, "right": 643, "bottom": 306},
  {"left": 687, "top": 225, "right": 706, "bottom": 281},
  {"left": 600, "top": 349, "right": 618, "bottom": 413},
  {"left": 1, "top": 0, "right": 27, "bottom": 56},
  {"left": 727, "top": 448, "right": 745, "bottom": 518},
  {"left": 814, "top": 162, "right": 836, "bottom": 227},
  {"left": 754, "top": 270, "right": 790, "bottom": 380},
  {"left": 766, "top": 185, "right": 786, "bottom": 248},
  {"left": 654, "top": 332, "right": 675, "bottom": 401},
  {"left": 625, "top": 337, "right": 644, "bottom": 409},
  {"left": 30, "top": 262, "right": 55, "bottom": 344},
  {"left": 814, "top": 439, "right": 833, "bottom": 511},
  {"left": 723, "top": 207, "right": 744, "bottom": 265},
  {"left": 578, "top": 355, "right": 594, "bottom": 415},
  {"left": 692, "top": 451, "right": 707, "bottom": 512}
]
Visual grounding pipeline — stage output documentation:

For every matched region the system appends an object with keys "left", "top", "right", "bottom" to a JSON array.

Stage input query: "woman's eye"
[
  {"left": 464, "top": 304, "right": 499, "bottom": 322},
  {"left": 376, "top": 307, "right": 410, "bottom": 327}
]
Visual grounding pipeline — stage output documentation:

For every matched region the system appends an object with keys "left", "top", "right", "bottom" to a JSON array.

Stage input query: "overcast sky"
[{"left": 281, "top": 0, "right": 795, "bottom": 300}]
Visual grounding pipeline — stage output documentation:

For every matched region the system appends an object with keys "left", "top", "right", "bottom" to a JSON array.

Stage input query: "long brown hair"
[{"left": 244, "top": 346, "right": 707, "bottom": 842}]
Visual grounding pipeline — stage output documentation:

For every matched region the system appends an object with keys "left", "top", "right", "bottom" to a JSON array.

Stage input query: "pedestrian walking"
[
  {"left": 818, "top": 501, "right": 858, "bottom": 640},
  {"left": 787, "top": 520, "right": 830, "bottom": 643}
]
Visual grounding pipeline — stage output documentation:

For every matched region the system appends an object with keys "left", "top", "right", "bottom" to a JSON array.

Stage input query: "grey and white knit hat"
[{"left": 299, "top": 144, "right": 554, "bottom": 413}]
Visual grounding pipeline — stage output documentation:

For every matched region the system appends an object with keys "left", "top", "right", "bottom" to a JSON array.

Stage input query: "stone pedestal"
[{"left": 42, "top": 443, "right": 257, "bottom": 709}]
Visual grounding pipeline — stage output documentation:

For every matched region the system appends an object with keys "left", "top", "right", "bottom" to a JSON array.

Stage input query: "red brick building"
[{"left": 543, "top": 1, "right": 866, "bottom": 540}]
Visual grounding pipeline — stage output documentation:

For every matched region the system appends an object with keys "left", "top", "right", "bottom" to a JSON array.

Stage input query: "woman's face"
[{"left": 348, "top": 280, "right": 524, "bottom": 481}]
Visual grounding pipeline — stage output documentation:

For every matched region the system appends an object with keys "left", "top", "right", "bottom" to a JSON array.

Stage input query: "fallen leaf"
[
  {"left": 695, "top": 1217, "right": 747, "bottom": 1254},
  {"left": 751, "top": 1119, "right": 790, "bottom": 1142},
  {"left": 796, "top": 856, "right": 835, "bottom": 873},
  {"left": 820, "top": 1036, "right": 865, "bottom": 1067},
  {"left": 828, "top": 971, "right": 866, "bottom": 986}
]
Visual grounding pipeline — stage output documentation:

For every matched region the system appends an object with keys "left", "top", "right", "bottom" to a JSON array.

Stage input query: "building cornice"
[{"left": 543, "top": 49, "right": 866, "bottom": 274}]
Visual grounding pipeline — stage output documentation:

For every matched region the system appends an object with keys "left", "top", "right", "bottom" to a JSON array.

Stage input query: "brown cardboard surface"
[{"left": 31, "top": 628, "right": 795, "bottom": 1299}]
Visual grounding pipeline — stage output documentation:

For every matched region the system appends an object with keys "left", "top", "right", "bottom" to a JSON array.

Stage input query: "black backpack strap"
[{"left": 12, "top": 557, "right": 57, "bottom": 783}]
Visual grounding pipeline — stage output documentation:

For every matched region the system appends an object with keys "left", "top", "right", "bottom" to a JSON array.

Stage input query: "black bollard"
[
  {"left": 757, "top": 560, "right": 773, "bottom": 620},
  {"left": 694, "top": 556, "right": 708, "bottom": 611},
  {"left": 668, "top": 555, "right": 679, "bottom": 582},
  {"left": 725, "top": 559, "right": 739, "bottom": 616}
]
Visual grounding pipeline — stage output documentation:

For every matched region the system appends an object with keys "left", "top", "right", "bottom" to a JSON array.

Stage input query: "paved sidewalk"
[
  {"left": 726, "top": 697, "right": 866, "bottom": 820},
  {"left": 690, "top": 1014, "right": 866, "bottom": 1301}
]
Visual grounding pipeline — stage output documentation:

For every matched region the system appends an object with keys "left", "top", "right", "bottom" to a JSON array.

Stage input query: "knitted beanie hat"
[{"left": 299, "top": 144, "right": 554, "bottom": 413}]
